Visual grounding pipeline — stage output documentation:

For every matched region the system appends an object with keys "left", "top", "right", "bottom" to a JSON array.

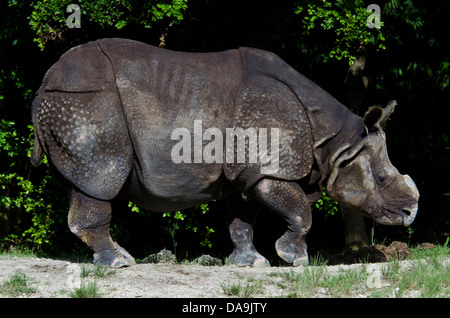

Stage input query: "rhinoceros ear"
[{"left": 364, "top": 100, "right": 397, "bottom": 131}]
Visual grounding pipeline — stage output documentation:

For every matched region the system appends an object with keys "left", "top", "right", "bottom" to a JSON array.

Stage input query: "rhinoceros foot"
[
  {"left": 275, "top": 232, "right": 308, "bottom": 266},
  {"left": 228, "top": 249, "right": 270, "bottom": 267},
  {"left": 93, "top": 242, "right": 136, "bottom": 268}
]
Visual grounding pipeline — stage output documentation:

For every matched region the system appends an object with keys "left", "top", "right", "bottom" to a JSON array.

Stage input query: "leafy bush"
[
  {"left": 295, "top": 0, "right": 386, "bottom": 64},
  {"left": 29, "top": 0, "right": 189, "bottom": 49},
  {"left": 0, "top": 120, "right": 68, "bottom": 251},
  {"left": 127, "top": 201, "right": 217, "bottom": 258}
]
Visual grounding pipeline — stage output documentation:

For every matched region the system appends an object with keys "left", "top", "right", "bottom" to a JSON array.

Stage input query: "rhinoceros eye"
[{"left": 376, "top": 174, "right": 387, "bottom": 185}]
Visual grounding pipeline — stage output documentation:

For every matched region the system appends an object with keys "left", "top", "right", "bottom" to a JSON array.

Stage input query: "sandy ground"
[
  {"left": 2, "top": 253, "right": 447, "bottom": 299},
  {"left": 0, "top": 255, "right": 307, "bottom": 298}
]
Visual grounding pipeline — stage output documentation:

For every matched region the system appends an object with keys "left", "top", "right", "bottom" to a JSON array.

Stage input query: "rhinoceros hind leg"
[
  {"left": 254, "top": 179, "right": 311, "bottom": 266},
  {"left": 227, "top": 196, "right": 270, "bottom": 267},
  {"left": 68, "top": 189, "right": 136, "bottom": 267}
]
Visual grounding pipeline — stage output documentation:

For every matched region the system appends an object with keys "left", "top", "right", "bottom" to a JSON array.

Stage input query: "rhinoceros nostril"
[{"left": 401, "top": 203, "right": 418, "bottom": 226}]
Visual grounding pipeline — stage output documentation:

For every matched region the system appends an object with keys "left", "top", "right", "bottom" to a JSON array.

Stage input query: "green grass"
[
  {"left": 68, "top": 265, "right": 116, "bottom": 298},
  {"left": 220, "top": 278, "right": 263, "bottom": 298},
  {"left": 379, "top": 240, "right": 450, "bottom": 298},
  {"left": 380, "top": 253, "right": 450, "bottom": 298},
  {"left": 0, "top": 271, "right": 37, "bottom": 297},
  {"left": 69, "top": 281, "right": 103, "bottom": 298},
  {"left": 321, "top": 266, "right": 369, "bottom": 297},
  {"left": 81, "top": 265, "right": 116, "bottom": 278},
  {"left": 270, "top": 265, "right": 369, "bottom": 298},
  {"left": 409, "top": 241, "right": 450, "bottom": 259},
  {"left": 0, "top": 247, "right": 36, "bottom": 258},
  {"left": 237, "top": 242, "right": 450, "bottom": 298},
  {"left": 274, "top": 266, "right": 327, "bottom": 297}
]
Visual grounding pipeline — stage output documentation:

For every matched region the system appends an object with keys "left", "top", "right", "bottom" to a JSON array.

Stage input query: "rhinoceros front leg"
[
  {"left": 227, "top": 196, "right": 270, "bottom": 267},
  {"left": 254, "top": 179, "right": 311, "bottom": 266},
  {"left": 68, "top": 189, "right": 135, "bottom": 267}
]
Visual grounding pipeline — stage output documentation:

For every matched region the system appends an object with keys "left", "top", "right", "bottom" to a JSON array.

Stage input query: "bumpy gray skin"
[{"left": 32, "top": 38, "right": 419, "bottom": 267}]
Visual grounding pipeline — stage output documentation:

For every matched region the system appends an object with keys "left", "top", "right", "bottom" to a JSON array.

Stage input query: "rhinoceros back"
[
  {"left": 44, "top": 41, "right": 116, "bottom": 93},
  {"left": 96, "top": 38, "right": 243, "bottom": 201}
]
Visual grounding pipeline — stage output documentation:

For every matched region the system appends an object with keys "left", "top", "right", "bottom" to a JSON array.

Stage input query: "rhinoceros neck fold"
[
  {"left": 316, "top": 111, "right": 365, "bottom": 186},
  {"left": 293, "top": 84, "right": 366, "bottom": 192},
  {"left": 278, "top": 65, "right": 365, "bottom": 188}
]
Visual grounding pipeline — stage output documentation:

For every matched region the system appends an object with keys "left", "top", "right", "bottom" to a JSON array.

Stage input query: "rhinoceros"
[{"left": 31, "top": 38, "right": 419, "bottom": 267}]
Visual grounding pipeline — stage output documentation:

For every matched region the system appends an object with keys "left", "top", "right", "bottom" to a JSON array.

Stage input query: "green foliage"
[
  {"left": 0, "top": 120, "right": 67, "bottom": 250},
  {"left": 28, "top": 0, "right": 189, "bottom": 49},
  {"left": 382, "top": 0, "right": 450, "bottom": 91},
  {"left": 434, "top": 61, "right": 450, "bottom": 90},
  {"left": 161, "top": 203, "right": 215, "bottom": 251},
  {"left": 125, "top": 200, "right": 216, "bottom": 258},
  {"left": 151, "top": 0, "right": 188, "bottom": 23},
  {"left": 0, "top": 69, "right": 33, "bottom": 102},
  {"left": 1, "top": 0, "right": 190, "bottom": 254},
  {"left": 0, "top": 119, "right": 21, "bottom": 158},
  {"left": 295, "top": 0, "right": 386, "bottom": 64},
  {"left": 312, "top": 188, "right": 339, "bottom": 217},
  {"left": 127, "top": 201, "right": 140, "bottom": 213},
  {"left": 29, "top": 0, "right": 72, "bottom": 49}
]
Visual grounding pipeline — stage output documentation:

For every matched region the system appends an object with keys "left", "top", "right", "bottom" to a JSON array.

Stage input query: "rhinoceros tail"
[
  {"left": 30, "top": 93, "right": 44, "bottom": 167},
  {"left": 31, "top": 130, "right": 43, "bottom": 167}
]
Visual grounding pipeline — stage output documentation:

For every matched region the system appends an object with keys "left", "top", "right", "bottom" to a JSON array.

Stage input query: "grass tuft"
[
  {"left": 69, "top": 281, "right": 103, "bottom": 298},
  {"left": 0, "top": 271, "right": 37, "bottom": 297}
]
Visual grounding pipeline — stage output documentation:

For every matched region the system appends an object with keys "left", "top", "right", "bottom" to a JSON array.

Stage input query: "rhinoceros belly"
[{"left": 121, "top": 163, "right": 236, "bottom": 212}]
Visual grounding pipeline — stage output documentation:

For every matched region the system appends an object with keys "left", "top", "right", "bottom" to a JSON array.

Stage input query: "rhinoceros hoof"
[
  {"left": 93, "top": 244, "right": 136, "bottom": 268},
  {"left": 112, "top": 242, "right": 136, "bottom": 264},
  {"left": 275, "top": 235, "right": 308, "bottom": 266},
  {"left": 228, "top": 250, "right": 270, "bottom": 267}
]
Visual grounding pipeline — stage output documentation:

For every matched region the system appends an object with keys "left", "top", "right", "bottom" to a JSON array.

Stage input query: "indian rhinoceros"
[{"left": 31, "top": 38, "right": 419, "bottom": 267}]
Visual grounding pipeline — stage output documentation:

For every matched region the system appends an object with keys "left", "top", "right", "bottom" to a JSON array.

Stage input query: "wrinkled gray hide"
[{"left": 32, "top": 39, "right": 419, "bottom": 267}]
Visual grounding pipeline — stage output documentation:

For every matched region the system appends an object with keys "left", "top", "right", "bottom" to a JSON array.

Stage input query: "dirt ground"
[
  {"left": 0, "top": 242, "right": 446, "bottom": 298},
  {"left": 0, "top": 254, "right": 388, "bottom": 298}
]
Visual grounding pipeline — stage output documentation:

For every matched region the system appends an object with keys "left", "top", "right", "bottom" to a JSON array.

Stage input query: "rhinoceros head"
[{"left": 326, "top": 101, "right": 419, "bottom": 226}]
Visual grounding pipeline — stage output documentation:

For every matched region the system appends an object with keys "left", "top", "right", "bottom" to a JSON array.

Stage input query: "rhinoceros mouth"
[{"left": 371, "top": 202, "right": 417, "bottom": 226}]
